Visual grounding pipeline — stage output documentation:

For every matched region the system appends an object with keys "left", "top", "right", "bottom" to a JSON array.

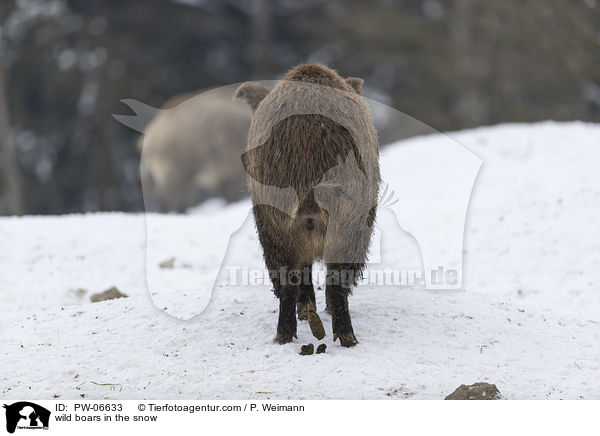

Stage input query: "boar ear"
[
  {"left": 234, "top": 82, "right": 271, "bottom": 111},
  {"left": 240, "top": 151, "right": 249, "bottom": 173},
  {"left": 345, "top": 77, "right": 364, "bottom": 95}
]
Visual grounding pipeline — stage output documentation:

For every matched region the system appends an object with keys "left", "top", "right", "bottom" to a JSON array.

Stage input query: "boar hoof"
[
  {"left": 334, "top": 332, "right": 358, "bottom": 347},
  {"left": 275, "top": 331, "right": 297, "bottom": 344}
]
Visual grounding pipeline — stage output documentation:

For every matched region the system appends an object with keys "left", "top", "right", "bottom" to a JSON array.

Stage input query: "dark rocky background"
[{"left": 0, "top": 0, "right": 598, "bottom": 215}]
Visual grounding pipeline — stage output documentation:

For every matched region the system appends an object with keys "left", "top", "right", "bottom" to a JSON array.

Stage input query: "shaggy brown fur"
[
  {"left": 235, "top": 64, "right": 380, "bottom": 347},
  {"left": 140, "top": 87, "right": 251, "bottom": 212}
]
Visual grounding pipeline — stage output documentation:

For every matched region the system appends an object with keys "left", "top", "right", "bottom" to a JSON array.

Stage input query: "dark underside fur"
[{"left": 235, "top": 64, "right": 380, "bottom": 347}]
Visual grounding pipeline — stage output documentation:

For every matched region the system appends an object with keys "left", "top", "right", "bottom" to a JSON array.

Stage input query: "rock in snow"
[{"left": 445, "top": 383, "right": 501, "bottom": 400}]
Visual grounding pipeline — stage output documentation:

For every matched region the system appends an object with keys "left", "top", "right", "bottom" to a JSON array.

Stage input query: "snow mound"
[{"left": 1, "top": 121, "right": 599, "bottom": 399}]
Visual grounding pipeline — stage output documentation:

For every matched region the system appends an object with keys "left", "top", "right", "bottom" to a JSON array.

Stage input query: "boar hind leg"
[
  {"left": 276, "top": 286, "right": 298, "bottom": 344},
  {"left": 326, "top": 264, "right": 359, "bottom": 347},
  {"left": 272, "top": 269, "right": 299, "bottom": 344},
  {"left": 325, "top": 290, "right": 333, "bottom": 315},
  {"left": 297, "top": 265, "right": 315, "bottom": 320}
]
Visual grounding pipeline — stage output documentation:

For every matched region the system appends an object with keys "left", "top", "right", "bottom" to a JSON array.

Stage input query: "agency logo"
[
  {"left": 114, "top": 80, "right": 481, "bottom": 320},
  {"left": 2, "top": 402, "right": 50, "bottom": 433}
]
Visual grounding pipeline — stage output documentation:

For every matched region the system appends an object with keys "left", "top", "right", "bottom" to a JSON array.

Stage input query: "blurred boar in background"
[{"left": 139, "top": 87, "right": 251, "bottom": 212}]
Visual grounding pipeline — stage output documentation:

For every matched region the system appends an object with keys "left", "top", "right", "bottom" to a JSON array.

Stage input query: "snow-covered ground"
[{"left": 1, "top": 121, "right": 599, "bottom": 399}]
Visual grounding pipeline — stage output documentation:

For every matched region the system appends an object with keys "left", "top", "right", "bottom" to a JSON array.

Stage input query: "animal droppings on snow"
[
  {"left": 299, "top": 344, "right": 315, "bottom": 355},
  {"left": 90, "top": 286, "right": 128, "bottom": 303},
  {"left": 159, "top": 257, "right": 175, "bottom": 269}
]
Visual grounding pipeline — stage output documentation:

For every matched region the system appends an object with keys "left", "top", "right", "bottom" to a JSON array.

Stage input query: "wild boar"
[
  {"left": 139, "top": 87, "right": 251, "bottom": 212},
  {"left": 235, "top": 64, "right": 380, "bottom": 347}
]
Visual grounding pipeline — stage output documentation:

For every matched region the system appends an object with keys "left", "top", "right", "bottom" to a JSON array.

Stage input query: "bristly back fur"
[{"left": 237, "top": 63, "right": 380, "bottom": 282}]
